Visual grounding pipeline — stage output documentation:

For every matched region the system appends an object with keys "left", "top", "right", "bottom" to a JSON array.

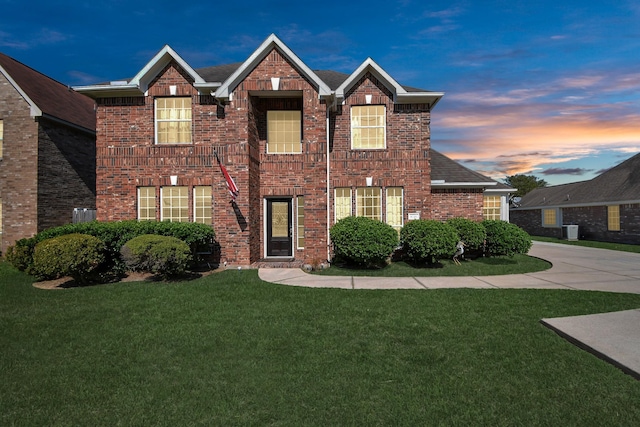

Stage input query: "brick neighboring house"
[
  {"left": 0, "top": 52, "right": 96, "bottom": 254},
  {"left": 75, "top": 34, "right": 509, "bottom": 266},
  {"left": 510, "top": 152, "right": 640, "bottom": 244}
]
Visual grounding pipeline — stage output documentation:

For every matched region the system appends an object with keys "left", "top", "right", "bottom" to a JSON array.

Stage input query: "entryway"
[{"left": 266, "top": 198, "right": 292, "bottom": 257}]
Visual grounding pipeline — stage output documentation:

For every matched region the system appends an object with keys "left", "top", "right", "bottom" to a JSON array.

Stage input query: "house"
[
  {"left": 75, "top": 34, "right": 509, "bottom": 266},
  {"left": 0, "top": 52, "right": 96, "bottom": 254},
  {"left": 510, "top": 152, "right": 640, "bottom": 244}
]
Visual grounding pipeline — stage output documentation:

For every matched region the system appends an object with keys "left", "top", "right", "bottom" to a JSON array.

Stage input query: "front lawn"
[
  {"left": 2, "top": 262, "right": 640, "bottom": 426},
  {"left": 315, "top": 254, "right": 551, "bottom": 276}
]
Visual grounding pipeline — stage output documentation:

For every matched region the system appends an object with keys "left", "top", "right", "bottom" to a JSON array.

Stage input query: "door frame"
[{"left": 264, "top": 197, "right": 293, "bottom": 258}]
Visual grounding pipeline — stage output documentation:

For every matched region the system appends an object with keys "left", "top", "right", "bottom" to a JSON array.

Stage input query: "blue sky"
[{"left": 2, "top": 0, "right": 640, "bottom": 185}]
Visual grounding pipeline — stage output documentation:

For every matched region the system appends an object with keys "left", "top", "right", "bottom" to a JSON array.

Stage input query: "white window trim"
[
  {"left": 334, "top": 188, "right": 352, "bottom": 223},
  {"left": 160, "top": 186, "right": 189, "bottom": 222},
  {"left": 266, "top": 110, "right": 302, "bottom": 154},
  {"left": 356, "top": 187, "right": 382, "bottom": 221},
  {"left": 154, "top": 97, "right": 192, "bottom": 145},
  {"left": 193, "top": 186, "right": 212, "bottom": 225},
  {"left": 137, "top": 187, "right": 156, "bottom": 221},
  {"left": 541, "top": 208, "right": 561, "bottom": 228},
  {"left": 350, "top": 105, "right": 387, "bottom": 150},
  {"left": 385, "top": 187, "right": 404, "bottom": 230},
  {"left": 296, "top": 196, "right": 304, "bottom": 250}
]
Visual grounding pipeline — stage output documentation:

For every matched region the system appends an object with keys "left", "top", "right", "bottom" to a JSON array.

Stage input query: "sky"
[{"left": 2, "top": 0, "right": 640, "bottom": 186}]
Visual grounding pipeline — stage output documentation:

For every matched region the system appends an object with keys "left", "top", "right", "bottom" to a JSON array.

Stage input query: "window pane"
[
  {"left": 267, "top": 110, "right": 302, "bottom": 154},
  {"left": 156, "top": 98, "right": 192, "bottom": 144},
  {"left": 138, "top": 187, "right": 156, "bottom": 221},
  {"left": 194, "top": 186, "right": 212, "bottom": 225},
  {"left": 543, "top": 209, "right": 556, "bottom": 226},
  {"left": 608, "top": 205, "right": 620, "bottom": 231},
  {"left": 356, "top": 187, "right": 381, "bottom": 221},
  {"left": 351, "top": 105, "right": 385, "bottom": 149},
  {"left": 161, "top": 186, "right": 188, "bottom": 222},
  {"left": 483, "top": 195, "right": 501, "bottom": 220},
  {"left": 335, "top": 188, "right": 352, "bottom": 222},
  {"left": 386, "top": 187, "right": 403, "bottom": 232},
  {"left": 297, "top": 196, "right": 304, "bottom": 249}
]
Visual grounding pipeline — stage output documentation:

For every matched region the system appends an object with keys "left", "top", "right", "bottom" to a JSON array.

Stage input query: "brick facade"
[
  {"left": 86, "top": 40, "right": 489, "bottom": 266},
  {"left": 0, "top": 72, "right": 96, "bottom": 253},
  {"left": 511, "top": 204, "right": 640, "bottom": 244}
]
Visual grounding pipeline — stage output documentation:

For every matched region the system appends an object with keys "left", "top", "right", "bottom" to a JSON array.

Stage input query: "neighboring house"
[
  {"left": 75, "top": 34, "right": 508, "bottom": 266},
  {"left": 510, "top": 152, "right": 640, "bottom": 244},
  {"left": 0, "top": 52, "right": 96, "bottom": 254}
]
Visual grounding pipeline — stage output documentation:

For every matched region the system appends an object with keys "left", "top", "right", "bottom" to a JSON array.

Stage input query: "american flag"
[{"left": 217, "top": 155, "right": 239, "bottom": 202}]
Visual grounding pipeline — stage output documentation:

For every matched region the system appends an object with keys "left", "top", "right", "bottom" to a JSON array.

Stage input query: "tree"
[{"left": 504, "top": 174, "right": 548, "bottom": 198}]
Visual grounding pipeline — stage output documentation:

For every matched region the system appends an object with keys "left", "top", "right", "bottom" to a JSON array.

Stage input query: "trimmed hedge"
[
  {"left": 6, "top": 220, "right": 215, "bottom": 280},
  {"left": 330, "top": 216, "right": 399, "bottom": 268},
  {"left": 400, "top": 220, "right": 459, "bottom": 265},
  {"left": 121, "top": 234, "right": 192, "bottom": 278},
  {"left": 31, "top": 233, "right": 106, "bottom": 284},
  {"left": 446, "top": 217, "right": 487, "bottom": 255},
  {"left": 482, "top": 220, "right": 532, "bottom": 256}
]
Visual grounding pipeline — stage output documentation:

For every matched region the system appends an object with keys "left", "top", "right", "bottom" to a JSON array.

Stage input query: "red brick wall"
[
  {"left": 0, "top": 73, "right": 39, "bottom": 252},
  {"left": 37, "top": 119, "right": 96, "bottom": 231},
  {"left": 330, "top": 72, "right": 433, "bottom": 224},
  {"left": 430, "top": 188, "right": 484, "bottom": 221},
  {"left": 93, "top": 53, "right": 482, "bottom": 265}
]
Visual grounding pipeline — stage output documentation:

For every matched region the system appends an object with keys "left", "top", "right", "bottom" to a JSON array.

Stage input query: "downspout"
[{"left": 326, "top": 102, "right": 331, "bottom": 263}]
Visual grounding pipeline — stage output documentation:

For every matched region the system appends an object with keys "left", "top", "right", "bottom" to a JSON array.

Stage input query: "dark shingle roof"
[
  {"left": 516, "top": 152, "right": 640, "bottom": 208},
  {"left": 0, "top": 52, "right": 96, "bottom": 131},
  {"left": 430, "top": 149, "right": 499, "bottom": 184}
]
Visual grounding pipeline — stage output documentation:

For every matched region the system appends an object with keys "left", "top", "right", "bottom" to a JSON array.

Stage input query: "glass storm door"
[{"left": 266, "top": 199, "right": 292, "bottom": 257}]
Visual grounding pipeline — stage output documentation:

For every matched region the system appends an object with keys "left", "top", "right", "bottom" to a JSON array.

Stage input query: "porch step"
[{"left": 252, "top": 259, "right": 304, "bottom": 268}]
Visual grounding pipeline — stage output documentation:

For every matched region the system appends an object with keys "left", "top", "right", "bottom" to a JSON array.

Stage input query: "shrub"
[
  {"left": 121, "top": 234, "right": 192, "bottom": 278},
  {"left": 330, "top": 216, "right": 399, "bottom": 268},
  {"left": 482, "top": 220, "right": 532, "bottom": 257},
  {"left": 446, "top": 217, "right": 487, "bottom": 255},
  {"left": 30, "top": 234, "right": 106, "bottom": 284},
  {"left": 400, "top": 220, "right": 459, "bottom": 265},
  {"left": 6, "top": 220, "right": 214, "bottom": 280}
]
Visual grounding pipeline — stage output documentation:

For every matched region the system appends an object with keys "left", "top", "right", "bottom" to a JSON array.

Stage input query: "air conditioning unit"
[{"left": 562, "top": 224, "right": 579, "bottom": 241}]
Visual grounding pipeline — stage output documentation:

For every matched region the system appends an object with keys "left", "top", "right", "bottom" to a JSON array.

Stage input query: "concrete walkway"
[{"left": 259, "top": 242, "right": 640, "bottom": 379}]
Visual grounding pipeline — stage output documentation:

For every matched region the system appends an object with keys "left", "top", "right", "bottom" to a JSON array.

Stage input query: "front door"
[{"left": 266, "top": 199, "right": 292, "bottom": 257}]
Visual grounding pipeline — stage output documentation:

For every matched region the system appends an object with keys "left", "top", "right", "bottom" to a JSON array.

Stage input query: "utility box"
[{"left": 562, "top": 224, "right": 579, "bottom": 241}]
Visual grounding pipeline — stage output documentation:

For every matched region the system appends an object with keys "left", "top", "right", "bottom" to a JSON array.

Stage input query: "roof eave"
[
  {"left": 513, "top": 198, "right": 640, "bottom": 210},
  {"left": 397, "top": 92, "right": 445, "bottom": 109},
  {"left": 0, "top": 64, "right": 43, "bottom": 117},
  {"left": 73, "top": 84, "right": 144, "bottom": 98},
  {"left": 129, "top": 45, "right": 205, "bottom": 93},
  {"left": 431, "top": 181, "right": 497, "bottom": 189}
]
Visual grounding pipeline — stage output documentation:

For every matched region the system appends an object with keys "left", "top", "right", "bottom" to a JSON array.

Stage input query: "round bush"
[
  {"left": 482, "top": 220, "right": 532, "bottom": 256},
  {"left": 446, "top": 217, "right": 486, "bottom": 255},
  {"left": 121, "top": 234, "right": 193, "bottom": 278},
  {"left": 400, "top": 220, "right": 459, "bottom": 264},
  {"left": 330, "top": 216, "right": 399, "bottom": 268},
  {"left": 31, "top": 234, "right": 106, "bottom": 284}
]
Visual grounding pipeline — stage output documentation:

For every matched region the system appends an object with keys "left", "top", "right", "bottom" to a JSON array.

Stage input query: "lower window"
[
  {"left": 542, "top": 208, "right": 558, "bottom": 227},
  {"left": 483, "top": 195, "right": 501, "bottom": 220},
  {"left": 138, "top": 187, "right": 156, "bottom": 221},
  {"left": 607, "top": 205, "right": 620, "bottom": 231},
  {"left": 356, "top": 187, "right": 382, "bottom": 221},
  {"left": 161, "top": 186, "right": 188, "bottom": 222}
]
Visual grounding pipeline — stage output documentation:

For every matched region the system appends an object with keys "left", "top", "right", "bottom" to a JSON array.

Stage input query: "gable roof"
[
  {"left": 514, "top": 152, "right": 640, "bottom": 209},
  {"left": 75, "top": 34, "right": 443, "bottom": 109},
  {"left": 215, "top": 34, "right": 332, "bottom": 100},
  {"left": 0, "top": 52, "right": 96, "bottom": 132},
  {"left": 335, "top": 57, "right": 443, "bottom": 108},
  {"left": 430, "top": 149, "right": 500, "bottom": 189}
]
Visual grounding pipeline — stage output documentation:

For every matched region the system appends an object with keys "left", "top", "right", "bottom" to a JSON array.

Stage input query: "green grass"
[
  {"left": 315, "top": 254, "right": 551, "bottom": 276},
  {"left": 533, "top": 235, "right": 640, "bottom": 253},
  {"left": 2, "top": 261, "right": 640, "bottom": 426}
]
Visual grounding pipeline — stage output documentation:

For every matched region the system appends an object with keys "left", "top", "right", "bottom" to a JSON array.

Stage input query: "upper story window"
[
  {"left": 351, "top": 105, "right": 386, "bottom": 149},
  {"left": 267, "top": 110, "right": 302, "bottom": 153},
  {"left": 155, "top": 97, "right": 192, "bottom": 144}
]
